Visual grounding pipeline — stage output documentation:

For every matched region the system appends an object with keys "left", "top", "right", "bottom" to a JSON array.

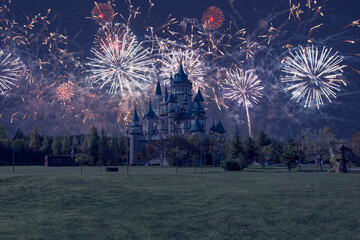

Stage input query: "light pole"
[
  {"left": 12, "top": 141, "right": 15, "bottom": 174},
  {"left": 126, "top": 129, "right": 129, "bottom": 174},
  {"left": 200, "top": 138, "right": 203, "bottom": 174}
]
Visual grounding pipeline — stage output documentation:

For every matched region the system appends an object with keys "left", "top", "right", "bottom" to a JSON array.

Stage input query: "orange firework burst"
[
  {"left": 56, "top": 82, "right": 75, "bottom": 102},
  {"left": 91, "top": 2, "right": 115, "bottom": 25},
  {"left": 201, "top": 6, "right": 225, "bottom": 30}
]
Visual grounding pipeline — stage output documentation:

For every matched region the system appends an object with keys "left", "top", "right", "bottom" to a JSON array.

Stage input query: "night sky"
[{"left": 1, "top": 0, "right": 360, "bottom": 138}]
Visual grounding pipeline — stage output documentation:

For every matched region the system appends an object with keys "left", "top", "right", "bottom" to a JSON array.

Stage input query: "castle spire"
[
  {"left": 132, "top": 107, "right": 139, "bottom": 122},
  {"left": 194, "top": 89, "right": 204, "bottom": 102},
  {"left": 155, "top": 80, "right": 162, "bottom": 96},
  {"left": 144, "top": 100, "right": 158, "bottom": 119}
]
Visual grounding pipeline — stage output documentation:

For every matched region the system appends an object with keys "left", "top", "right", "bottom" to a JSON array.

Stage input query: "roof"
[
  {"left": 144, "top": 101, "right": 158, "bottom": 119},
  {"left": 194, "top": 89, "right": 204, "bottom": 102},
  {"left": 164, "top": 86, "right": 168, "bottom": 102},
  {"left": 167, "top": 93, "right": 176, "bottom": 102},
  {"left": 190, "top": 118, "right": 204, "bottom": 132},
  {"left": 155, "top": 81, "right": 162, "bottom": 96},
  {"left": 132, "top": 107, "right": 139, "bottom": 122},
  {"left": 193, "top": 100, "right": 205, "bottom": 114},
  {"left": 209, "top": 121, "right": 216, "bottom": 132},
  {"left": 173, "top": 64, "right": 190, "bottom": 82},
  {"left": 214, "top": 120, "right": 226, "bottom": 133}
]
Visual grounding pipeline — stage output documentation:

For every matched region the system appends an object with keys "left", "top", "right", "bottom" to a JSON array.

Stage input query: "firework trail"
[
  {"left": 281, "top": 45, "right": 347, "bottom": 109},
  {"left": 0, "top": 50, "right": 25, "bottom": 94},
  {"left": 222, "top": 68, "right": 263, "bottom": 137},
  {"left": 87, "top": 27, "right": 154, "bottom": 96}
]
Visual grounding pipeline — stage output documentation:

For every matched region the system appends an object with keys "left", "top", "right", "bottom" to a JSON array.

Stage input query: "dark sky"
[{"left": 2, "top": 0, "right": 360, "bottom": 138}]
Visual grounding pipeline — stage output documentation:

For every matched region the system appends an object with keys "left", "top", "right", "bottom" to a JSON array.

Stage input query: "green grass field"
[{"left": 0, "top": 166, "right": 360, "bottom": 240}]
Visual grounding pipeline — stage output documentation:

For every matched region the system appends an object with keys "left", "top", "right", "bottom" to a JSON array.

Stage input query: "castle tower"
[
  {"left": 129, "top": 107, "right": 142, "bottom": 165},
  {"left": 190, "top": 117, "right": 204, "bottom": 136},
  {"left": 171, "top": 64, "right": 192, "bottom": 106},
  {"left": 143, "top": 100, "right": 158, "bottom": 140},
  {"left": 153, "top": 81, "right": 162, "bottom": 116}
]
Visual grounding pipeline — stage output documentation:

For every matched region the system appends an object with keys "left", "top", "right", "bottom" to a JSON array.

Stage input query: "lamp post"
[
  {"left": 12, "top": 141, "right": 15, "bottom": 174},
  {"left": 126, "top": 129, "right": 129, "bottom": 174}
]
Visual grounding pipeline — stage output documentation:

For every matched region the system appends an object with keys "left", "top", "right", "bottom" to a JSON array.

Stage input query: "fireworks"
[
  {"left": 0, "top": 50, "right": 24, "bottom": 94},
  {"left": 94, "top": 23, "right": 131, "bottom": 52},
  {"left": 223, "top": 68, "right": 263, "bottom": 137},
  {"left": 159, "top": 49, "right": 207, "bottom": 91},
  {"left": 56, "top": 82, "right": 75, "bottom": 102},
  {"left": 87, "top": 28, "right": 154, "bottom": 95},
  {"left": 91, "top": 2, "right": 115, "bottom": 25},
  {"left": 201, "top": 6, "right": 225, "bottom": 30},
  {"left": 281, "top": 45, "right": 347, "bottom": 109}
]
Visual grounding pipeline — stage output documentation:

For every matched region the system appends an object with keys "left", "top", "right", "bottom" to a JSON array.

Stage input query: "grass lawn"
[{"left": 0, "top": 165, "right": 359, "bottom": 240}]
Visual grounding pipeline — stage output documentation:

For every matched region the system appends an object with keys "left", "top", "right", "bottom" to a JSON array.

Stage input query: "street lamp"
[{"left": 126, "top": 129, "right": 129, "bottom": 174}]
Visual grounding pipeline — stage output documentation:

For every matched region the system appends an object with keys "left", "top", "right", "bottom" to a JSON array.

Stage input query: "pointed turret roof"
[
  {"left": 155, "top": 81, "right": 162, "bottom": 96},
  {"left": 215, "top": 120, "right": 226, "bottom": 133},
  {"left": 167, "top": 93, "right": 176, "bottom": 103},
  {"left": 144, "top": 100, "right": 158, "bottom": 119},
  {"left": 174, "top": 63, "right": 190, "bottom": 82},
  {"left": 210, "top": 119, "right": 216, "bottom": 132},
  {"left": 132, "top": 107, "right": 139, "bottom": 122},
  {"left": 190, "top": 118, "right": 204, "bottom": 132},
  {"left": 164, "top": 86, "right": 168, "bottom": 102},
  {"left": 193, "top": 100, "right": 205, "bottom": 115},
  {"left": 194, "top": 89, "right": 204, "bottom": 102}
]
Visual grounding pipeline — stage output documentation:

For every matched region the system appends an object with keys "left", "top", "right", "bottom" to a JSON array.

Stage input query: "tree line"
[
  {"left": 0, "top": 124, "right": 127, "bottom": 166},
  {"left": 0, "top": 123, "right": 359, "bottom": 170}
]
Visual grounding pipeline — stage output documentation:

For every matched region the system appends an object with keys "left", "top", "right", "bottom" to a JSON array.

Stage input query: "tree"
[
  {"left": 255, "top": 130, "right": 271, "bottom": 167},
  {"left": 13, "top": 139, "right": 29, "bottom": 165},
  {"left": 99, "top": 128, "right": 110, "bottom": 165},
  {"left": 0, "top": 124, "right": 7, "bottom": 139},
  {"left": 41, "top": 135, "right": 52, "bottom": 155},
  {"left": 61, "top": 136, "right": 72, "bottom": 155},
  {"left": 51, "top": 136, "right": 62, "bottom": 155},
  {"left": 29, "top": 125, "right": 42, "bottom": 151},
  {"left": 88, "top": 127, "right": 99, "bottom": 165},
  {"left": 243, "top": 136, "right": 257, "bottom": 166},
  {"left": 227, "top": 130, "right": 243, "bottom": 161},
  {"left": 142, "top": 138, "right": 168, "bottom": 168},
  {"left": 351, "top": 131, "right": 360, "bottom": 161},
  {"left": 13, "top": 128, "right": 24, "bottom": 140},
  {"left": 281, "top": 139, "right": 299, "bottom": 171}
]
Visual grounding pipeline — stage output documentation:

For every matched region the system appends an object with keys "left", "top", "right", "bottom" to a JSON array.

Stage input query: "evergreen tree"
[
  {"left": 109, "top": 136, "right": 119, "bottom": 165},
  {"left": 99, "top": 128, "right": 109, "bottom": 164},
  {"left": 41, "top": 135, "right": 52, "bottom": 155},
  {"left": 227, "top": 130, "right": 243, "bottom": 161},
  {"left": 51, "top": 136, "right": 62, "bottom": 155},
  {"left": 243, "top": 136, "right": 257, "bottom": 165},
  {"left": 13, "top": 128, "right": 24, "bottom": 140},
  {"left": 61, "top": 136, "right": 72, "bottom": 155},
  {"left": 0, "top": 124, "right": 7, "bottom": 139},
  {"left": 88, "top": 127, "right": 99, "bottom": 164},
  {"left": 29, "top": 125, "right": 42, "bottom": 151},
  {"left": 255, "top": 130, "right": 271, "bottom": 148}
]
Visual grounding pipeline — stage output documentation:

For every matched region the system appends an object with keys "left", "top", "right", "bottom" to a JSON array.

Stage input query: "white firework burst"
[
  {"left": 159, "top": 48, "right": 207, "bottom": 91},
  {"left": 87, "top": 27, "right": 154, "bottom": 95},
  {"left": 0, "top": 50, "right": 25, "bottom": 94},
  {"left": 281, "top": 45, "right": 347, "bottom": 109},
  {"left": 222, "top": 67, "right": 263, "bottom": 137}
]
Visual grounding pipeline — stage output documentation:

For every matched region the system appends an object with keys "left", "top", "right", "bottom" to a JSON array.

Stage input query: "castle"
[{"left": 129, "top": 64, "right": 226, "bottom": 164}]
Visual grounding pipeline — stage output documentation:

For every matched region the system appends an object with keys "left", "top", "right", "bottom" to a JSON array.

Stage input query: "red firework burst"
[
  {"left": 56, "top": 82, "right": 75, "bottom": 102},
  {"left": 91, "top": 2, "right": 115, "bottom": 25},
  {"left": 201, "top": 6, "right": 225, "bottom": 30},
  {"left": 94, "top": 23, "right": 132, "bottom": 52}
]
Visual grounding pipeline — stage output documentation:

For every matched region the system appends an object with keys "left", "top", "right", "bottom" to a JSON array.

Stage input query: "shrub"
[{"left": 224, "top": 160, "right": 241, "bottom": 171}]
